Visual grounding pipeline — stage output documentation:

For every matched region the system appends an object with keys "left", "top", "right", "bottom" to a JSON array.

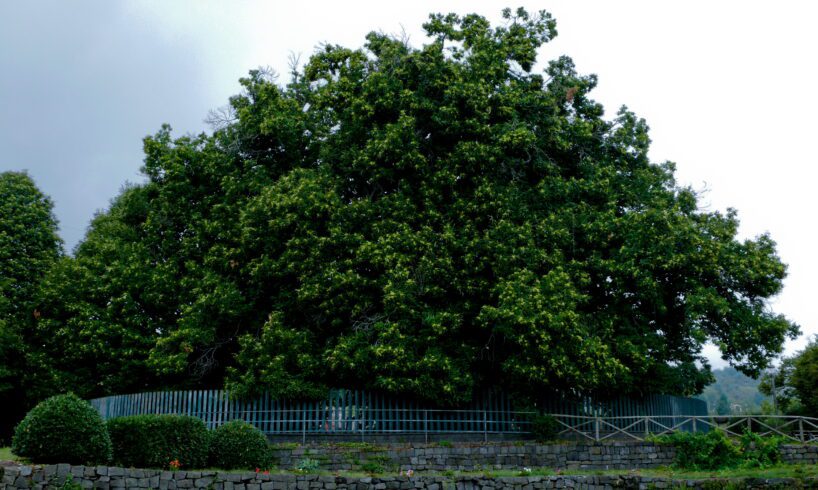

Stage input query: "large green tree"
[
  {"left": 36, "top": 8, "right": 798, "bottom": 406},
  {"left": 0, "top": 171, "right": 62, "bottom": 439}
]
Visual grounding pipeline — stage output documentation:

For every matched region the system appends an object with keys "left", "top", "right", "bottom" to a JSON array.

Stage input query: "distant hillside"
[{"left": 698, "top": 367, "right": 770, "bottom": 414}]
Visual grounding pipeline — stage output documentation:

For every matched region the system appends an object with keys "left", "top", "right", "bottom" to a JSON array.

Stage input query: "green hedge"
[
  {"left": 107, "top": 415, "right": 209, "bottom": 469},
  {"left": 208, "top": 420, "right": 271, "bottom": 470},
  {"left": 11, "top": 393, "right": 112, "bottom": 465}
]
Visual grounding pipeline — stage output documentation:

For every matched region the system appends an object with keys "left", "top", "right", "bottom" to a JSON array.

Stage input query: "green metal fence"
[{"left": 88, "top": 389, "right": 707, "bottom": 439}]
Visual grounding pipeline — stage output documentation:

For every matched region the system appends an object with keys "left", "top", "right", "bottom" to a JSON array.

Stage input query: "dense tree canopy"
[
  {"left": 0, "top": 171, "right": 62, "bottom": 438},
  {"left": 24, "top": 8, "right": 797, "bottom": 406}
]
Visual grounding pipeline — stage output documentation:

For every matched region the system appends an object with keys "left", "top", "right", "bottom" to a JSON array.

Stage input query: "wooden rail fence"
[{"left": 553, "top": 414, "right": 818, "bottom": 444}]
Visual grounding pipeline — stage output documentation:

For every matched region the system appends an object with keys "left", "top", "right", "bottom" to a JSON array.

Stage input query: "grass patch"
[
  {"left": 270, "top": 442, "right": 299, "bottom": 451},
  {"left": 257, "top": 465, "right": 818, "bottom": 479},
  {"left": 0, "top": 447, "right": 16, "bottom": 461},
  {"left": 445, "top": 465, "right": 818, "bottom": 480},
  {"left": 239, "top": 464, "right": 818, "bottom": 480},
  {"left": 595, "top": 465, "right": 818, "bottom": 480},
  {"left": 331, "top": 442, "right": 384, "bottom": 452}
]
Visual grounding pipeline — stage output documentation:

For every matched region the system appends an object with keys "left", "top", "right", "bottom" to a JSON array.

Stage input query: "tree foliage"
[
  {"left": 790, "top": 340, "right": 818, "bottom": 415},
  {"left": 0, "top": 171, "right": 62, "bottom": 439},
  {"left": 0, "top": 171, "right": 62, "bottom": 320},
  {"left": 29, "top": 188, "right": 161, "bottom": 400},
  {"left": 760, "top": 337, "right": 818, "bottom": 415},
  {"left": 716, "top": 393, "right": 732, "bottom": 415},
  {"left": 26, "top": 8, "right": 797, "bottom": 406}
]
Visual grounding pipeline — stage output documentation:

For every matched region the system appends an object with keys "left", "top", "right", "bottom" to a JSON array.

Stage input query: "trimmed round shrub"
[
  {"left": 208, "top": 420, "right": 271, "bottom": 470},
  {"left": 107, "top": 414, "right": 209, "bottom": 469},
  {"left": 12, "top": 393, "right": 112, "bottom": 465}
]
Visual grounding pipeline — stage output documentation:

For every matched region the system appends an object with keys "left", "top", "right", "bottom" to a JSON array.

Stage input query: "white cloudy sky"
[{"left": 1, "top": 1, "right": 816, "bottom": 366}]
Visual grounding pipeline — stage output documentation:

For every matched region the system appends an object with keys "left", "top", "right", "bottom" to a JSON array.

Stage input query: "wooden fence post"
[
  {"left": 799, "top": 418, "right": 805, "bottom": 443},
  {"left": 594, "top": 417, "right": 600, "bottom": 442}
]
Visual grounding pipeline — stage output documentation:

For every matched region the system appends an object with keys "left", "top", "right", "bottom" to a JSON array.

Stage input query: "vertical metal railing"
[{"left": 89, "top": 390, "right": 818, "bottom": 442}]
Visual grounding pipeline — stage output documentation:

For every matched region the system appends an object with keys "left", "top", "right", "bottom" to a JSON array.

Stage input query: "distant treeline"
[{"left": 697, "top": 367, "right": 770, "bottom": 414}]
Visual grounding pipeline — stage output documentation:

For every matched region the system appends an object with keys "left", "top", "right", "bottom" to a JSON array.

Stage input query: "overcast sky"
[{"left": 1, "top": 1, "right": 816, "bottom": 367}]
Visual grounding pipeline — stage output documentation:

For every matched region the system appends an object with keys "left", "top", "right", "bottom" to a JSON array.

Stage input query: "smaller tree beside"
[
  {"left": 759, "top": 337, "right": 818, "bottom": 416},
  {"left": 790, "top": 339, "right": 818, "bottom": 415},
  {"left": 716, "top": 393, "right": 732, "bottom": 415},
  {"left": 0, "top": 171, "right": 62, "bottom": 441}
]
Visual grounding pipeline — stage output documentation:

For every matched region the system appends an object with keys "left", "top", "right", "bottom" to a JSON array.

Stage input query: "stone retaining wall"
[
  {"left": 269, "top": 442, "right": 818, "bottom": 471},
  {"left": 779, "top": 444, "right": 818, "bottom": 465},
  {"left": 3, "top": 464, "right": 817, "bottom": 490},
  {"left": 270, "top": 442, "right": 672, "bottom": 471}
]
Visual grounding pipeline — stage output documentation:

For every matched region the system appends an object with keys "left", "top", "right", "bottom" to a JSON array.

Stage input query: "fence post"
[
  {"left": 692, "top": 417, "right": 697, "bottom": 433},
  {"left": 594, "top": 416, "right": 600, "bottom": 442},
  {"left": 747, "top": 417, "right": 752, "bottom": 433},
  {"left": 483, "top": 410, "right": 488, "bottom": 443},
  {"left": 424, "top": 410, "right": 428, "bottom": 444},
  {"left": 799, "top": 418, "right": 805, "bottom": 443},
  {"left": 302, "top": 415, "right": 306, "bottom": 445},
  {"left": 644, "top": 416, "right": 649, "bottom": 439}
]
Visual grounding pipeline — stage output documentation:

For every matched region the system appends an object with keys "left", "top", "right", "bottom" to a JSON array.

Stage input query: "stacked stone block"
[
  {"left": 3, "top": 465, "right": 816, "bottom": 490},
  {"left": 269, "top": 442, "right": 817, "bottom": 471},
  {"left": 271, "top": 442, "right": 677, "bottom": 471}
]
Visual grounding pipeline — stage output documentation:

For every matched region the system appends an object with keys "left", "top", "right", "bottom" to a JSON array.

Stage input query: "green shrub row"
[{"left": 12, "top": 394, "right": 271, "bottom": 470}]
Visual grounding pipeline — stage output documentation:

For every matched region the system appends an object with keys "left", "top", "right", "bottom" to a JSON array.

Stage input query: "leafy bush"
[
  {"left": 658, "top": 430, "right": 740, "bottom": 470},
  {"left": 360, "top": 461, "right": 385, "bottom": 474},
  {"left": 107, "top": 414, "right": 209, "bottom": 469},
  {"left": 656, "top": 429, "right": 785, "bottom": 470},
  {"left": 12, "top": 393, "right": 112, "bottom": 465},
  {"left": 208, "top": 420, "right": 271, "bottom": 470},
  {"left": 738, "top": 430, "right": 784, "bottom": 468},
  {"left": 294, "top": 457, "right": 320, "bottom": 472},
  {"left": 530, "top": 413, "right": 560, "bottom": 442}
]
